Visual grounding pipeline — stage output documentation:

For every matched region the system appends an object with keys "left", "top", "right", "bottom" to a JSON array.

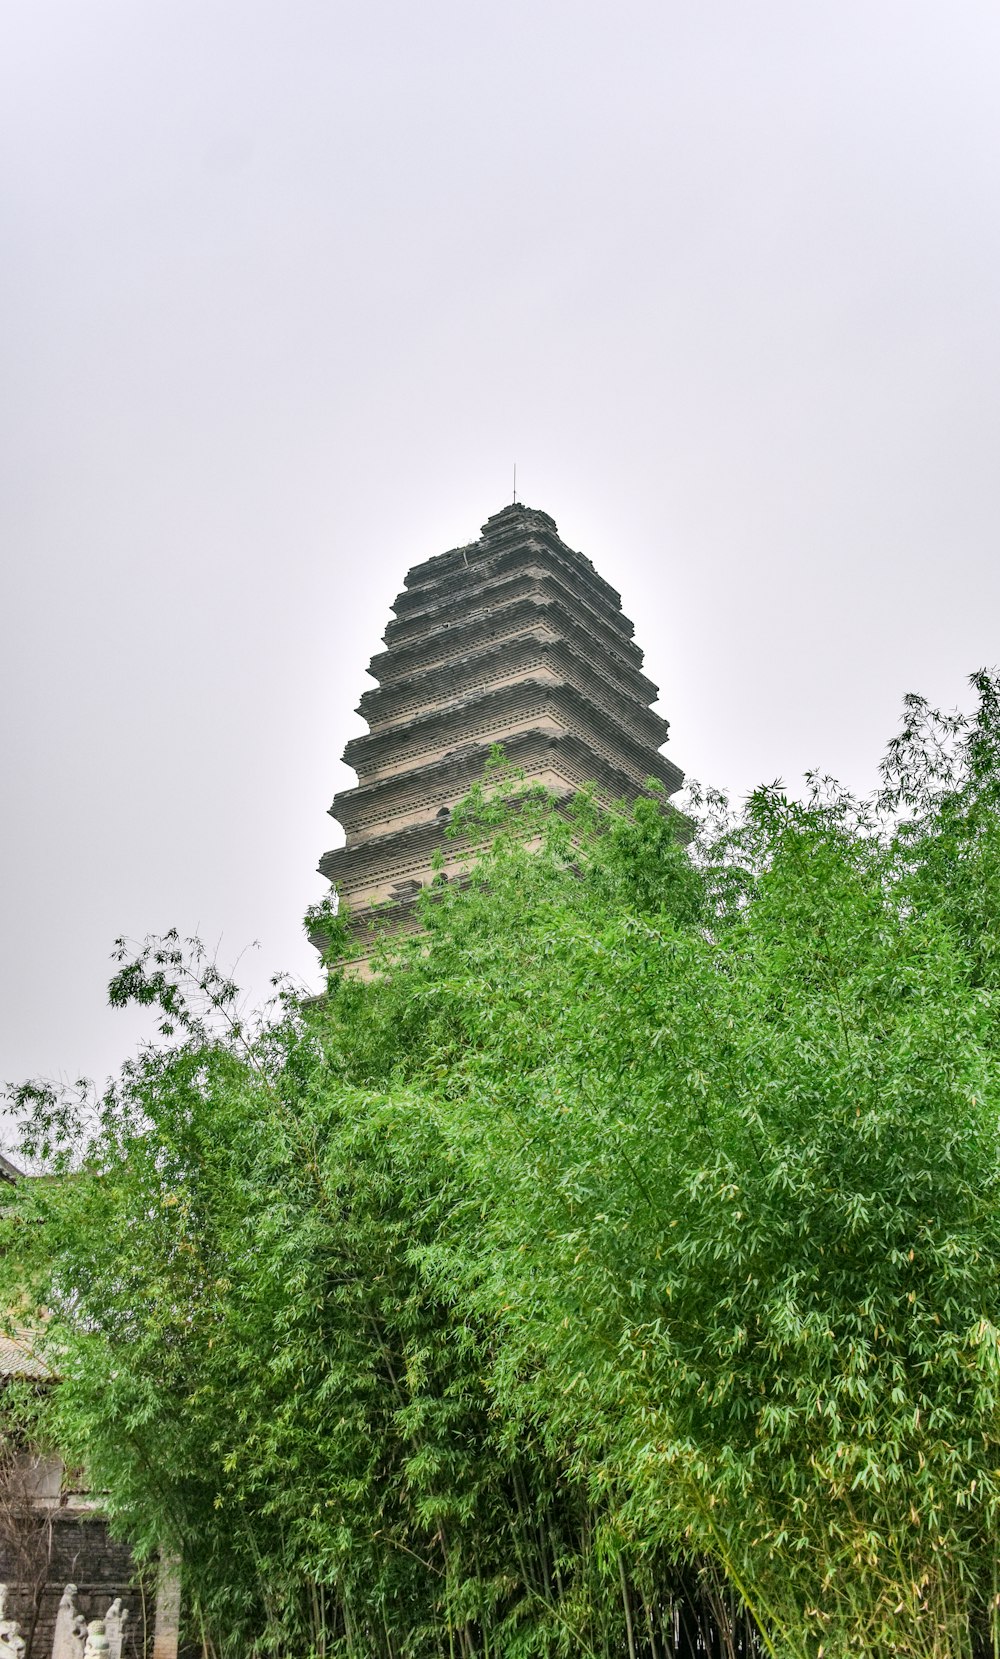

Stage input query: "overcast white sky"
[{"left": 2, "top": 0, "right": 999, "bottom": 1099}]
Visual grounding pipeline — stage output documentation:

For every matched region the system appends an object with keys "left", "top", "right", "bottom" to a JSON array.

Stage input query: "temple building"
[{"left": 319, "top": 502, "right": 683, "bottom": 952}]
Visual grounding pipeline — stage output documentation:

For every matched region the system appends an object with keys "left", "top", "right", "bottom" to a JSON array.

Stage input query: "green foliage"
[{"left": 7, "top": 673, "right": 1000, "bottom": 1659}]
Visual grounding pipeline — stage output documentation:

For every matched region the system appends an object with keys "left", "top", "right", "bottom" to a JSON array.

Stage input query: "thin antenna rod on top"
[{"left": 513, "top": 462, "right": 517, "bottom": 504}]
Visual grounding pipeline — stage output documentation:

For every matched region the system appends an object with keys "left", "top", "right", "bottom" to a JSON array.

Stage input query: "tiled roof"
[{"left": 0, "top": 1329, "right": 51, "bottom": 1380}]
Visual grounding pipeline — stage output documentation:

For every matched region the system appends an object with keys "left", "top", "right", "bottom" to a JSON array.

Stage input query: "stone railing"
[{"left": 0, "top": 1584, "right": 129, "bottom": 1659}]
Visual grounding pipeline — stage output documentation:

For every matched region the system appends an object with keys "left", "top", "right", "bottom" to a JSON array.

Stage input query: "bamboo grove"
[{"left": 5, "top": 672, "right": 1000, "bottom": 1659}]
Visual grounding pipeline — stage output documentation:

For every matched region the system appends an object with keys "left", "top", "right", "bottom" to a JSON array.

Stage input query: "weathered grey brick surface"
[{"left": 320, "top": 500, "right": 685, "bottom": 963}]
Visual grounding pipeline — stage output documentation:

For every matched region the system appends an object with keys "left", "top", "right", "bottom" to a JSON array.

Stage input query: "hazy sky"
[{"left": 3, "top": 1, "right": 1000, "bottom": 1102}]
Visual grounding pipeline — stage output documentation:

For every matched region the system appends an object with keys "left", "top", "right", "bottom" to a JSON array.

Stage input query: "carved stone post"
[
  {"left": 83, "top": 1621, "right": 110, "bottom": 1657},
  {"left": 0, "top": 1584, "right": 26, "bottom": 1657},
  {"left": 52, "top": 1586, "right": 85, "bottom": 1659},
  {"left": 103, "top": 1599, "right": 128, "bottom": 1659}
]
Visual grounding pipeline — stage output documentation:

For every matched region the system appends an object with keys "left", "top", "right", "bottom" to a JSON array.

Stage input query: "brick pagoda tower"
[{"left": 319, "top": 503, "right": 683, "bottom": 953}]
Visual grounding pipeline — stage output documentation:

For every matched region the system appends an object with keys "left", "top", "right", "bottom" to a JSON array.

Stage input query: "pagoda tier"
[{"left": 320, "top": 503, "right": 684, "bottom": 947}]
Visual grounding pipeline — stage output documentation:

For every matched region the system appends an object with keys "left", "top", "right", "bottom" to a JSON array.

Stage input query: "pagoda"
[{"left": 319, "top": 503, "right": 683, "bottom": 953}]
